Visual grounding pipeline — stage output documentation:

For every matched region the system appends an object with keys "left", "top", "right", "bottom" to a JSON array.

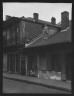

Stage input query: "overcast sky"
[{"left": 3, "top": 3, "right": 72, "bottom": 23}]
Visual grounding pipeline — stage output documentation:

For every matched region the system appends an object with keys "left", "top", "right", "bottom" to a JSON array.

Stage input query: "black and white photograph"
[{"left": 3, "top": 2, "right": 72, "bottom": 94}]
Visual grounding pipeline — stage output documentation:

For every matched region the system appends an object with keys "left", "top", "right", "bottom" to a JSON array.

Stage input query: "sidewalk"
[{"left": 3, "top": 72, "right": 71, "bottom": 93}]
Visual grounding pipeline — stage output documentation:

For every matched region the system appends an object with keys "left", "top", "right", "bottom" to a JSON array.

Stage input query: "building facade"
[
  {"left": 3, "top": 13, "right": 59, "bottom": 74},
  {"left": 3, "top": 11, "right": 72, "bottom": 82}
]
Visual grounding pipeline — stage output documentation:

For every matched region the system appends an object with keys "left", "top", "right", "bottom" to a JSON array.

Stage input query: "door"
[
  {"left": 66, "top": 53, "right": 71, "bottom": 81},
  {"left": 28, "top": 55, "right": 37, "bottom": 76},
  {"left": 21, "top": 57, "right": 26, "bottom": 75},
  {"left": 39, "top": 54, "right": 47, "bottom": 70},
  {"left": 10, "top": 54, "right": 15, "bottom": 73}
]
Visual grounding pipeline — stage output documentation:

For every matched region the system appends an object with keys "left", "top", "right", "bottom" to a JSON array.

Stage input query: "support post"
[
  {"left": 9, "top": 54, "right": 11, "bottom": 73},
  {"left": 25, "top": 55, "right": 28, "bottom": 76},
  {"left": 37, "top": 54, "right": 39, "bottom": 77},
  {"left": 20, "top": 55, "right": 21, "bottom": 74},
  {"left": 15, "top": 54, "right": 16, "bottom": 73}
]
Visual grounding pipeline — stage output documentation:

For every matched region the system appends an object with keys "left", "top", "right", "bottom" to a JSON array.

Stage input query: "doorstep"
[{"left": 3, "top": 72, "right": 71, "bottom": 93}]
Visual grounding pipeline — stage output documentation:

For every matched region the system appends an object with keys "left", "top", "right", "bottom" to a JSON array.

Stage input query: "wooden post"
[
  {"left": 9, "top": 54, "right": 11, "bottom": 73},
  {"left": 15, "top": 54, "right": 16, "bottom": 73},
  {"left": 37, "top": 54, "right": 39, "bottom": 77},
  {"left": 20, "top": 55, "right": 21, "bottom": 74},
  {"left": 25, "top": 55, "right": 28, "bottom": 76},
  {"left": 9, "top": 54, "right": 10, "bottom": 72}
]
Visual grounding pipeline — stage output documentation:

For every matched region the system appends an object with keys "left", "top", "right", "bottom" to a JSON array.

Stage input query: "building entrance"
[{"left": 21, "top": 56, "right": 26, "bottom": 75}]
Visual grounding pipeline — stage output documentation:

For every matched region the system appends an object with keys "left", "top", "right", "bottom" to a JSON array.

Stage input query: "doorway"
[
  {"left": 21, "top": 56, "right": 26, "bottom": 75},
  {"left": 28, "top": 54, "right": 37, "bottom": 76},
  {"left": 66, "top": 53, "right": 71, "bottom": 81}
]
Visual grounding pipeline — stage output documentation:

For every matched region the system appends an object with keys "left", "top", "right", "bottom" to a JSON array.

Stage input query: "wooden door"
[
  {"left": 21, "top": 57, "right": 26, "bottom": 75},
  {"left": 66, "top": 53, "right": 71, "bottom": 80},
  {"left": 39, "top": 54, "right": 47, "bottom": 70},
  {"left": 10, "top": 54, "right": 15, "bottom": 73}
]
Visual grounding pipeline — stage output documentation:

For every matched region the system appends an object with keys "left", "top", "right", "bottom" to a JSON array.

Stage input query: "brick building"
[
  {"left": 3, "top": 11, "right": 72, "bottom": 82},
  {"left": 3, "top": 13, "right": 60, "bottom": 74}
]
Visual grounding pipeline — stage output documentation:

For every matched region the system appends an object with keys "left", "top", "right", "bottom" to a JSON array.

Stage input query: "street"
[{"left": 3, "top": 78, "right": 71, "bottom": 94}]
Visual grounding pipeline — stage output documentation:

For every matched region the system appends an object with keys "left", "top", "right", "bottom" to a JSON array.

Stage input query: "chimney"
[
  {"left": 33, "top": 13, "right": 38, "bottom": 21},
  {"left": 51, "top": 17, "right": 56, "bottom": 25},
  {"left": 61, "top": 11, "right": 69, "bottom": 30},
  {"left": 6, "top": 15, "right": 11, "bottom": 21}
]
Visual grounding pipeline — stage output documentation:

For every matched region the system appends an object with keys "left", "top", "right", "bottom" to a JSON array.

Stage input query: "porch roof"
[{"left": 25, "top": 23, "right": 71, "bottom": 48}]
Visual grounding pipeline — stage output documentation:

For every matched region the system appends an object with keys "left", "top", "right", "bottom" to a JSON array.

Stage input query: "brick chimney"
[
  {"left": 6, "top": 15, "right": 11, "bottom": 21},
  {"left": 33, "top": 13, "right": 38, "bottom": 21},
  {"left": 51, "top": 17, "right": 56, "bottom": 25},
  {"left": 61, "top": 11, "right": 69, "bottom": 30}
]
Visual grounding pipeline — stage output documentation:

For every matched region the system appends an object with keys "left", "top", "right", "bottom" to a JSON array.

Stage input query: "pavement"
[{"left": 3, "top": 72, "right": 71, "bottom": 93}]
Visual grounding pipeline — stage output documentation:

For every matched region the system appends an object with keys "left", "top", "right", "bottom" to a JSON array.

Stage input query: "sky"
[{"left": 3, "top": 3, "right": 72, "bottom": 24}]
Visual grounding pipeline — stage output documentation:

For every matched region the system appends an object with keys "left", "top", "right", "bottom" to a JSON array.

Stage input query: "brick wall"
[{"left": 25, "top": 21, "right": 43, "bottom": 41}]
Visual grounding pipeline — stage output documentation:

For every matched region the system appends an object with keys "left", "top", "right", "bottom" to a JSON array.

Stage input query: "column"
[
  {"left": 9, "top": 54, "right": 11, "bottom": 73},
  {"left": 20, "top": 55, "right": 21, "bottom": 74},
  {"left": 59, "top": 52, "right": 66, "bottom": 81},
  {"left": 15, "top": 54, "right": 16, "bottom": 73},
  {"left": 25, "top": 55, "right": 28, "bottom": 76},
  {"left": 37, "top": 54, "right": 40, "bottom": 77}
]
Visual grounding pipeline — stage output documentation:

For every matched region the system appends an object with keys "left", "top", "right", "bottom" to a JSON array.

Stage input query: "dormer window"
[
  {"left": 43, "top": 26, "right": 58, "bottom": 39},
  {"left": 43, "top": 26, "right": 49, "bottom": 39}
]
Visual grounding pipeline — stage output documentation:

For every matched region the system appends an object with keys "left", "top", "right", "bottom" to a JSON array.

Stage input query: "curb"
[{"left": 3, "top": 76, "right": 71, "bottom": 93}]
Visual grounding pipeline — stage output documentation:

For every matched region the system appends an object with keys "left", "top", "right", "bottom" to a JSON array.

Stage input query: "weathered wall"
[{"left": 25, "top": 21, "right": 43, "bottom": 40}]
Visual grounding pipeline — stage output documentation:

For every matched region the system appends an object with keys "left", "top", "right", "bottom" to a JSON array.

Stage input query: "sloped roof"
[
  {"left": 25, "top": 23, "right": 71, "bottom": 48},
  {"left": 3, "top": 16, "right": 60, "bottom": 29}
]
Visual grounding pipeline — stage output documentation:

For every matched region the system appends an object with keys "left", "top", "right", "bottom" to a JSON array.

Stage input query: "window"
[
  {"left": 3, "top": 30, "right": 7, "bottom": 45},
  {"left": 14, "top": 26, "right": 19, "bottom": 43},
  {"left": 7, "top": 29, "right": 10, "bottom": 40},
  {"left": 48, "top": 27, "right": 57, "bottom": 36},
  {"left": 43, "top": 26, "right": 49, "bottom": 39}
]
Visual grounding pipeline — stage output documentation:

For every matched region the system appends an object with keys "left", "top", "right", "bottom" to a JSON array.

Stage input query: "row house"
[{"left": 3, "top": 13, "right": 60, "bottom": 74}]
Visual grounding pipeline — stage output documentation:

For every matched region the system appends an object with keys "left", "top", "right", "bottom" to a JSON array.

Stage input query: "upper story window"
[
  {"left": 7, "top": 29, "right": 10, "bottom": 40},
  {"left": 3, "top": 30, "right": 7, "bottom": 46},
  {"left": 48, "top": 27, "right": 57, "bottom": 36},
  {"left": 43, "top": 26, "right": 49, "bottom": 39},
  {"left": 6, "top": 25, "right": 20, "bottom": 44},
  {"left": 14, "top": 26, "right": 20, "bottom": 43},
  {"left": 3, "top": 30, "right": 6, "bottom": 39}
]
